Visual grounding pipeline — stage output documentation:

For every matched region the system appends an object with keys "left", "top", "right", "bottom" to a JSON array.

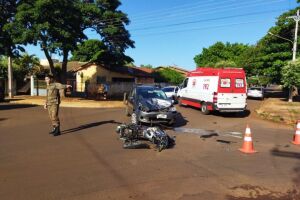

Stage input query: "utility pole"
[
  {"left": 288, "top": 9, "right": 300, "bottom": 61},
  {"left": 8, "top": 56, "right": 13, "bottom": 98},
  {"left": 287, "top": 10, "right": 300, "bottom": 102}
]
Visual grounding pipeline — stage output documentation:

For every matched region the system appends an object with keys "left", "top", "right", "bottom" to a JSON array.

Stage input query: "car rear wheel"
[{"left": 201, "top": 102, "right": 210, "bottom": 115}]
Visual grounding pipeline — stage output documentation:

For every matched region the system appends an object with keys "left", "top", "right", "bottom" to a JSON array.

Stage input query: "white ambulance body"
[{"left": 177, "top": 68, "right": 247, "bottom": 114}]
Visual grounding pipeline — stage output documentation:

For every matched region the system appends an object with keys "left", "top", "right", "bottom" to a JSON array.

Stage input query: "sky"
[{"left": 25, "top": 0, "right": 298, "bottom": 70}]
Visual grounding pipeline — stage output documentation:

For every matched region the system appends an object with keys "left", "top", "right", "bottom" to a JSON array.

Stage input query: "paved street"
[{"left": 0, "top": 100, "right": 299, "bottom": 200}]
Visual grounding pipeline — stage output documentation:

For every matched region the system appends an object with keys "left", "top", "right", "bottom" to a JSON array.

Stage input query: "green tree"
[
  {"left": 154, "top": 68, "right": 185, "bottom": 85},
  {"left": 253, "top": 3, "right": 300, "bottom": 83},
  {"left": 0, "top": 56, "right": 7, "bottom": 78},
  {"left": 0, "top": 0, "right": 23, "bottom": 57},
  {"left": 0, "top": 53, "right": 41, "bottom": 85},
  {"left": 215, "top": 60, "right": 237, "bottom": 68},
  {"left": 10, "top": 0, "right": 134, "bottom": 83},
  {"left": 281, "top": 60, "right": 300, "bottom": 102},
  {"left": 10, "top": 0, "right": 86, "bottom": 83},
  {"left": 14, "top": 53, "right": 40, "bottom": 74},
  {"left": 194, "top": 42, "right": 250, "bottom": 68},
  {"left": 71, "top": 39, "right": 108, "bottom": 62}
]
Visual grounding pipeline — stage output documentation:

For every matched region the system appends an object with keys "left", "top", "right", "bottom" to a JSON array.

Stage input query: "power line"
[
  {"left": 87, "top": 9, "right": 283, "bottom": 39},
  {"left": 130, "top": 0, "right": 285, "bottom": 27},
  {"left": 132, "top": 20, "right": 269, "bottom": 38},
  {"left": 130, "top": 9, "right": 286, "bottom": 31},
  {"left": 130, "top": 0, "right": 239, "bottom": 20},
  {"left": 92, "top": 0, "right": 285, "bottom": 30},
  {"left": 85, "top": 0, "right": 282, "bottom": 26}
]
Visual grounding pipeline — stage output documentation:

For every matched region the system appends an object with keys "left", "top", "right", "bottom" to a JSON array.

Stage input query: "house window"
[{"left": 97, "top": 76, "right": 106, "bottom": 84}]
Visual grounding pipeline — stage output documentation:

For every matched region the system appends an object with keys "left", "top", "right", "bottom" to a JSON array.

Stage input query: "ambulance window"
[
  {"left": 235, "top": 79, "right": 244, "bottom": 88},
  {"left": 183, "top": 78, "right": 188, "bottom": 88},
  {"left": 220, "top": 78, "right": 230, "bottom": 88}
]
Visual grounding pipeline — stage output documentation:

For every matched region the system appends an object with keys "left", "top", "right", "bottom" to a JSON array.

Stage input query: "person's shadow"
[{"left": 62, "top": 120, "right": 121, "bottom": 134}]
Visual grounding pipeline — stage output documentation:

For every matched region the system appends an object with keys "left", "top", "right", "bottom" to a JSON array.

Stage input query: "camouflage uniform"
[{"left": 46, "top": 83, "right": 67, "bottom": 127}]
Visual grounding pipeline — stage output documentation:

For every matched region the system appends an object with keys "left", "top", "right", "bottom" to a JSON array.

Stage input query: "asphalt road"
[{"left": 0, "top": 100, "right": 299, "bottom": 200}]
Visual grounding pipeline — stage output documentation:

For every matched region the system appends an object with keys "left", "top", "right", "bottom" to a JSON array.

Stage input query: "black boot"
[
  {"left": 52, "top": 126, "right": 61, "bottom": 136},
  {"left": 49, "top": 127, "right": 55, "bottom": 134}
]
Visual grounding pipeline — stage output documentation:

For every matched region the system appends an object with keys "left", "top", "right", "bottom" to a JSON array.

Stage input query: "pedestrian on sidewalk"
[{"left": 44, "top": 74, "right": 72, "bottom": 136}]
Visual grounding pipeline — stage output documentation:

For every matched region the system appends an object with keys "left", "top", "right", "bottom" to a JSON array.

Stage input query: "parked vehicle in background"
[
  {"left": 247, "top": 87, "right": 264, "bottom": 100},
  {"left": 125, "top": 85, "right": 177, "bottom": 125},
  {"left": 0, "top": 86, "right": 4, "bottom": 102},
  {"left": 177, "top": 68, "right": 247, "bottom": 114},
  {"left": 162, "top": 86, "right": 179, "bottom": 100}
]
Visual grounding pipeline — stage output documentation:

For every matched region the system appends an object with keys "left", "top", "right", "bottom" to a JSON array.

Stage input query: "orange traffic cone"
[
  {"left": 292, "top": 120, "right": 300, "bottom": 145},
  {"left": 239, "top": 124, "right": 257, "bottom": 154}
]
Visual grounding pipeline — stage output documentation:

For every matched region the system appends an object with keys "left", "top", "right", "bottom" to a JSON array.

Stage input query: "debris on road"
[
  {"left": 174, "top": 127, "right": 243, "bottom": 139},
  {"left": 116, "top": 124, "right": 174, "bottom": 152}
]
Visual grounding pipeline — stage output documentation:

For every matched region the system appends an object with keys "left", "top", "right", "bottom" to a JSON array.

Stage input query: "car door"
[
  {"left": 178, "top": 78, "right": 189, "bottom": 98},
  {"left": 127, "top": 89, "right": 136, "bottom": 114}
]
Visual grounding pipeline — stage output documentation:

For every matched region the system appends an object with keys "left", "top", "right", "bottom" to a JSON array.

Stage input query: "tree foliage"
[
  {"left": 0, "top": 53, "right": 41, "bottom": 82},
  {"left": 154, "top": 68, "right": 185, "bottom": 85},
  {"left": 193, "top": 4, "right": 300, "bottom": 85},
  {"left": 253, "top": 6, "right": 300, "bottom": 83},
  {"left": 193, "top": 42, "right": 250, "bottom": 68},
  {"left": 281, "top": 60, "right": 300, "bottom": 88},
  {"left": 7, "top": 0, "right": 134, "bottom": 83},
  {"left": 71, "top": 39, "right": 108, "bottom": 62},
  {"left": 0, "top": 0, "right": 24, "bottom": 57}
]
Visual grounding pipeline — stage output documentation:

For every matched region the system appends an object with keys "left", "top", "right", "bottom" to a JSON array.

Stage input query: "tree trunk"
[
  {"left": 288, "top": 86, "right": 293, "bottom": 102},
  {"left": 42, "top": 48, "right": 55, "bottom": 77},
  {"left": 61, "top": 49, "right": 69, "bottom": 84}
]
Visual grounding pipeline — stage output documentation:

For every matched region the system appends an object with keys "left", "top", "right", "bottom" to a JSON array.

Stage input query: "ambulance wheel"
[{"left": 201, "top": 103, "right": 210, "bottom": 115}]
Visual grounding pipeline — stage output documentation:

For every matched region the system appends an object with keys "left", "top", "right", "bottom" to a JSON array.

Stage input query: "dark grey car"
[{"left": 125, "top": 85, "right": 178, "bottom": 125}]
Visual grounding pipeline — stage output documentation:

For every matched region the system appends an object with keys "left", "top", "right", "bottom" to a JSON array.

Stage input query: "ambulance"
[{"left": 177, "top": 68, "right": 247, "bottom": 114}]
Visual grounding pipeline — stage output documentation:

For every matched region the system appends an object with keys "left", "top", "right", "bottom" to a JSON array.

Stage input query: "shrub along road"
[{"left": 0, "top": 100, "right": 299, "bottom": 200}]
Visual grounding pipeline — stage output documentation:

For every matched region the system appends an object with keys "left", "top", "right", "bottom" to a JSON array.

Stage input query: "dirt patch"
[
  {"left": 226, "top": 185, "right": 300, "bottom": 200},
  {"left": 256, "top": 99, "right": 300, "bottom": 125}
]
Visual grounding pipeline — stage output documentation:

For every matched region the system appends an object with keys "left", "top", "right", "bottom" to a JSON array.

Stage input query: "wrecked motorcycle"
[{"left": 116, "top": 124, "right": 172, "bottom": 152}]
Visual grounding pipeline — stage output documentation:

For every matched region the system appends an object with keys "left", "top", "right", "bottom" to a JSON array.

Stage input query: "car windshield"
[
  {"left": 138, "top": 88, "right": 168, "bottom": 100},
  {"left": 162, "top": 87, "right": 174, "bottom": 92}
]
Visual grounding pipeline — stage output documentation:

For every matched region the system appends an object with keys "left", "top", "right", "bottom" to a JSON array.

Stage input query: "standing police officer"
[{"left": 44, "top": 74, "right": 72, "bottom": 136}]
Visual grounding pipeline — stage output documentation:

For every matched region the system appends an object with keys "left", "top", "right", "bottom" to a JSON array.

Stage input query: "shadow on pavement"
[
  {"left": 160, "top": 113, "right": 188, "bottom": 130},
  {"left": 62, "top": 120, "right": 122, "bottom": 134},
  {"left": 173, "top": 112, "right": 188, "bottom": 127},
  {"left": 270, "top": 148, "right": 300, "bottom": 160},
  {"left": 0, "top": 103, "right": 37, "bottom": 110},
  {"left": 214, "top": 109, "right": 251, "bottom": 118}
]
